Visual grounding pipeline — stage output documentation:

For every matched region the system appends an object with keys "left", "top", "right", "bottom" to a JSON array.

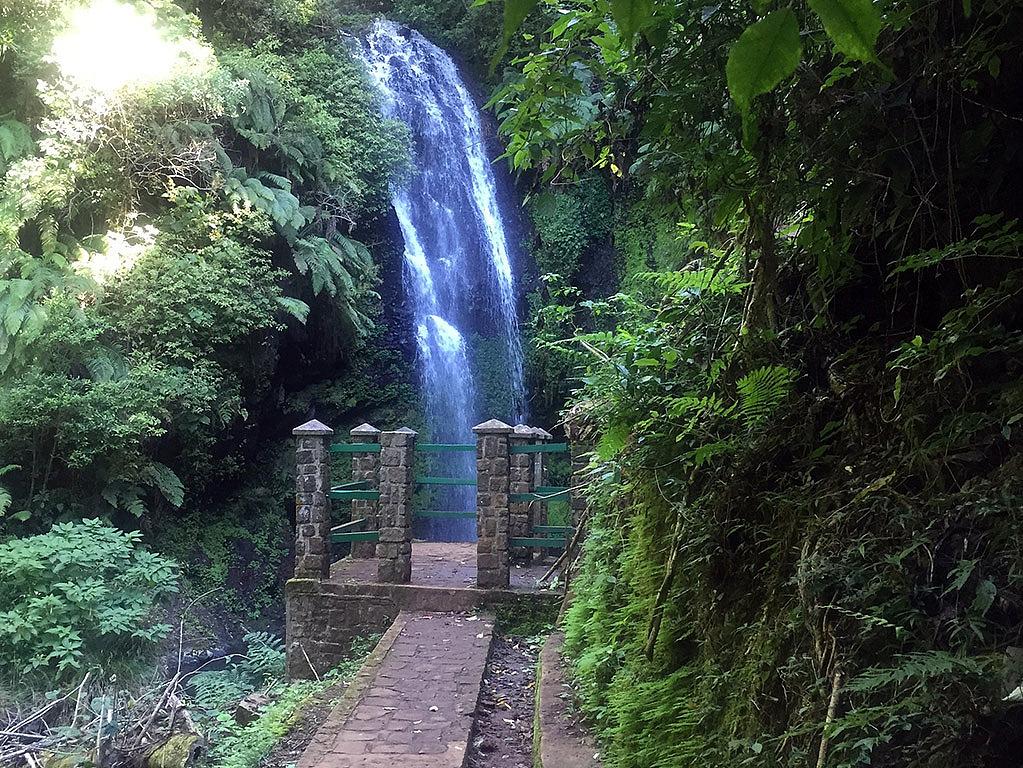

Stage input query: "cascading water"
[{"left": 361, "top": 21, "right": 526, "bottom": 541}]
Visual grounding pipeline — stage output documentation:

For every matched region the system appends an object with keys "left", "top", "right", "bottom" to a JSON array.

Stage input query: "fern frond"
[
  {"left": 224, "top": 170, "right": 311, "bottom": 239},
  {"left": 276, "top": 296, "right": 310, "bottom": 323},
  {"left": 636, "top": 268, "right": 745, "bottom": 297},
  {"left": 846, "top": 651, "right": 995, "bottom": 694},
  {"left": 736, "top": 365, "right": 796, "bottom": 427},
  {"left": 84, "top": 345, "right": 128, "bottom": 383},
  {"left": 291, "top": 236, "right": 374, "bottom": 336},
  {"left": 666, "top": 393, "right": 734, "bottom": 420},
  {"left": 0, "top": 120, "right": 33, "bottom": 170}
]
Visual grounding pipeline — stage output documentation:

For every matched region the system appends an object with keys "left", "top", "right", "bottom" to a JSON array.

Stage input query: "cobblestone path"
[{"left": 299, "top": 612, "right": 494, "bottom": 768}]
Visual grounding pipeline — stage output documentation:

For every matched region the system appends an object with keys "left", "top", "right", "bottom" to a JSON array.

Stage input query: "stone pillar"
[
  {"left": 293, "top": 419, "right": 333, "bottom": 580},
  {"left": 566, "top": 422, "right": 589, "bottom": 527},
  {"left": 376, "top": 427, "right": 416, "bottom": 584},
  {"left": 509, "top": 425, "right": 535, "bottom": 564},
  {"left": 531, "top": 427, "right": 553, "bottom": 559},
  {"left": 474, "top": 419, "right": 513, "bottom": 589},
  {"left": 349, "top": 423, "right": 381, "bottom": 559}
]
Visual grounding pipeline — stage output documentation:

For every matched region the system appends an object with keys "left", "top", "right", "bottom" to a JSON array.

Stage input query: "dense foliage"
[
  {"left": 186, "top": 632, "right": 376, "bottom": 768},
  {"left": 0, "top": 0, "right": 407, "bottom": 530},
  {"left": 491, "top": 0, "right": 1023, "bottom": 766}
]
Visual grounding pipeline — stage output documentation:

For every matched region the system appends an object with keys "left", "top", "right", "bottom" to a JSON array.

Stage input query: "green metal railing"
[
  {"left": 509, "top": 442, "right": 569, "bottom": 454},
  {"left": 330, "top": 490, "right": 380, "bottom": 501},
  {"left": 325, "top": 437, "right": 572, "bottom": 540},
  {"left": 331, "top": 518, "right": 380, "bottom": 544},
  {"left": 415, "top": 442, "right": 476, "bottom": 521},
  {"left": 511, "top": 524, "right": 573, "bottom": 549},
  {"left": 330, "top": 442, "right": 382, "bottom": 454}
]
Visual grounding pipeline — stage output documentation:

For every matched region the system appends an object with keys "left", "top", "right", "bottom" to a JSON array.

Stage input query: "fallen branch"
[
  {"left": 539, "top": 511, "right": 588, "bottom": 586},
  {"left": 9, "top": 676, "right": 90, "bottom": 734},
  {"left": 71, "top": 672, "right": 92, "bottom": 728},
  {"left": 300, "top": 645, "right": 321, "bottom": 682},
  {"left": 167, "top": 694, "right": 196, "bottom": 735},
  {"left": 815, "top": 669, "right": 844, "bottom": 768},
  {"left": 643, "top": 502, "right": 686, "bottom": 661},
  {"left": 133, "top": 674, "right": 180, "bottom": 749}
]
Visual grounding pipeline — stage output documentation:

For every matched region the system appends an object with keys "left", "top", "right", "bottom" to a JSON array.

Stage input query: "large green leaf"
[
  {"left": 503, "top": 0, "right": 539, "bottom": 42},
  {"left": 0, "top": 120, "right": 32, "bottom": 166},
  {"left": 808, "top": 0, "right": 881, "bottom": 63},
  {"left": 610, "top": 0, "right": 653, "bottom": 46},
  {"left": 726, "top": 8, "right": 803, "bottom": 112},
  {"left": 145, "top": 463, "right": 184, "bottom": 508}
]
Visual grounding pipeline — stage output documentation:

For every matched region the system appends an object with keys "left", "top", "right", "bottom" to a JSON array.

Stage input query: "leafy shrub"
[{"left": 0, "top": 519, "right": 178, "bottom": 679}]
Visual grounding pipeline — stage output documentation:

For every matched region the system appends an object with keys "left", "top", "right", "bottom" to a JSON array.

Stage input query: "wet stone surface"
[{"left": 330, "top": 541, "right": 554, "bottom": 592}]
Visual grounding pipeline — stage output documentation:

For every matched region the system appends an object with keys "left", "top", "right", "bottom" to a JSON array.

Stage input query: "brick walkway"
[{"left": 299, "top": 612, "right": 494, "bottom": 768}]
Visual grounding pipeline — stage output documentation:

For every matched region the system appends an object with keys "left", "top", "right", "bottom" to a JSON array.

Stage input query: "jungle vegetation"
[{"left": 490, "top": 0, "right": 1023, "bottom": 766}]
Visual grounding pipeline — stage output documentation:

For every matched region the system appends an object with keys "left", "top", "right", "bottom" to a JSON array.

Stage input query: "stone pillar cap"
[
  {"left": 473, "top": 418, "right": 514, "bottom": 435},
  {"left": 293, "top": 419, "right": 333, "bottom": 436},
  {"left": 512, "top": 424, "right": 534, "bottom": 436},
  {"left": 392, "top": 426, "right": 418, "bottom": 435},
  {"left": 533, "top": 427, "right": 554, "bottom": 440},
  {"left": 350, "top": 422, "right": 381, "bottom": 436}
]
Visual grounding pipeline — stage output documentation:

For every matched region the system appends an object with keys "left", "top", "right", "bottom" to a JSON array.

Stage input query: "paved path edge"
[
  {"left": 299, "top": 614, "right": 410, "bottom": 768},
  {"left": 535, "top": 632, "right": 601, "bottom": 768}
]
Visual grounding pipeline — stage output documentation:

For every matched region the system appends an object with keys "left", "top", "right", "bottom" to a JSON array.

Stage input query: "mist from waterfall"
[{"left": 361, "top": 20, "right": 525, "bottom": 540}]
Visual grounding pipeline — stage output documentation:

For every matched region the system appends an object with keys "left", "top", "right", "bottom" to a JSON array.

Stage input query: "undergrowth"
[
  {"left": 189, "top": 633, "right": 378, "bottom": 768},
  {"left": 496, "top": 599, "right": 559, "bottom": 639}
]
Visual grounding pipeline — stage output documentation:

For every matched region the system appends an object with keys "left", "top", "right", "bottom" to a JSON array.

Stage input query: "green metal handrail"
[
  {"left": 509, "top": 442, "right": 569, "bottom": 454},
  {"left": 330, "top": 442, "right": 382, "bottom": 454},
  {"left": 510, "top": 536, "right": 566, "bottom": 548},
  {"left": 330, "top": 489, "right": 380, "bottom": 501},
  {"left": 417, "top": 443, "right": 476, "bottom": 452},
  {"left": 330, "top": 517, "right": 379, "bottom": 544},
  {"left": 331, "top": 530, "right": 379, "bottom": 543}
]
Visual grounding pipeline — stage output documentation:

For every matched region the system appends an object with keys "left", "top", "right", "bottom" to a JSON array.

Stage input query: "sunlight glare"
[
  {"left": 53, "top": 0, "right": 212, "bottom": 95},
  {"left": 75, "top": 223, "right": 160, "bottom": 283}
]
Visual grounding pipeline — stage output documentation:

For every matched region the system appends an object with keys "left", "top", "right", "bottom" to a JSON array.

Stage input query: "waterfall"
[{"left": 361, "top": 21, "right": 525, "bottom": 540}]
